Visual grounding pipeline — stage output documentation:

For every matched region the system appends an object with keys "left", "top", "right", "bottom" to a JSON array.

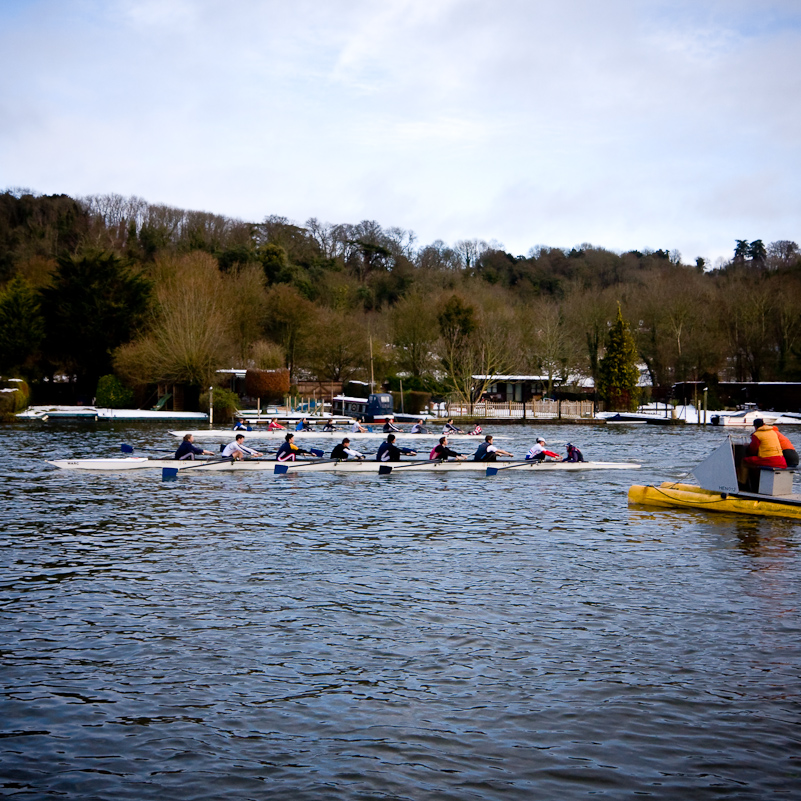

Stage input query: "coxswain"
[
  {"left": 375, "top": 433, "right": 417, "bottom": 462},
  {"left": 275, "top": 432, "right": 313, "bottom": 462},
  {"left": 382, "top": 419, "right": 402, "bottom": 433},
  {"left": 174, "top": 433, "right": 215, "bottom": 460},
  {"left": 473, "top": 434, "right": 513, "bottom": 462},
  {"left": 267, "top": 418, "right": 286, "bottom": 431},
  {"left": 564, "top": 442, "right": 585, "bottom": 462},
  {"left": 221, "top": 434, "right": 263, "bottom": 461},
  {"left": 330, "top": 437, "right": 365, "bottom": 460},
  {"left": 410, "top": 419, "right": 429, "bottom": 434},
  {"left": 429, "top": 436, "right": 466, "bottom": 461},
  {"left": 525, "top": 438, "right": 560, "bottom": 461},
  {"left": 351, "top": 417, "right": 369, "bottom": 433},
  {"left": 442, "top": 418, "right": 464, "bottom": 435}
]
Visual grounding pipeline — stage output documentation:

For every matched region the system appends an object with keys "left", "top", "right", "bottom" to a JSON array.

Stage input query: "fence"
[{"left": 445, "top": 399, "right": 595, "bottom": 420}]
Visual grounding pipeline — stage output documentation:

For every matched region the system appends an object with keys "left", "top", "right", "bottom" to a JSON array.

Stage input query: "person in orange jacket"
[
  {"left": 773, "top": 425, "right": 799, "bottom": 467},
  {"left": 743, "top": 419, "right": 787, "bottom": 470}
]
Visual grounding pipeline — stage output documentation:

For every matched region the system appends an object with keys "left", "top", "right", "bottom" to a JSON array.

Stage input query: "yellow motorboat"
[{"left": 628, "top": 439, "right": 801, "bottom": 520}]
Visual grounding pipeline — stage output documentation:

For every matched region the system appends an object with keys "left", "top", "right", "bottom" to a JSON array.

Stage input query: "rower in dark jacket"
[
  {"left": 276, "top": 433, "right": 312, "bottom": 461},
  {"left": 174, "top": 433, "right": 214, "bottom": 460},
  {"left": 375, "top": 434, "right": 417, "bottom": 462},
  {"left": 330, "top": 438, "right": 365, "bottom": 460},
  {"left": 429, "top": 436, "right": 466, "bottom": 461}
]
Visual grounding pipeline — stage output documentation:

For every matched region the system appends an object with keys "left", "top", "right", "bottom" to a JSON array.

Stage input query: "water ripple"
[{"left": 1, "top": 421, "right": 800, "bottom": 798}]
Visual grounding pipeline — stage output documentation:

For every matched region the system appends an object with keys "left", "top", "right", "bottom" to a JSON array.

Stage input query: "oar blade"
[
  {"left": 309, "top": 448, "right": 324, "bottom": 457},
  {"left": 378, "top": 464, "right": 392, "bottom": 475},
  {"left": 274, "top": 464, "right": 289, "bottom": 474},
  {"left": 162, "top": 467, "right": 179, "bottom": 481},
  {"left": 486, "top": 466, "right": 500, "bottom": 476},
  {"left": 121, "top": 443, "right": 134, "bottom": 454}
]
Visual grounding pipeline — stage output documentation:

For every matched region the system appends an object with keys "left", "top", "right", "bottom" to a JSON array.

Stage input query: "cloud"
[{"left": 0, "top": 0, "right": 799, "bottom": 263}]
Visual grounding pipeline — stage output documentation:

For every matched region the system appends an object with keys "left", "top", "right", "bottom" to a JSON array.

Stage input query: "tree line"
[{"left": 1, "top": 188, "right": 800, "bottom": 410}]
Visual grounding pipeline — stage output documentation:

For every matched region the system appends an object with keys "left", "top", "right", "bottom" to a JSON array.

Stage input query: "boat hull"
[
  {"left": 48, "top": 457, "right": 639, "bottom": 474},
  {"left": 628, "top": 482, "right": 801, "bottom": 519}
]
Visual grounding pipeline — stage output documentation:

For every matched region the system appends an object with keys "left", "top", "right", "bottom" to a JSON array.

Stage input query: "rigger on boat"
[{"left": 628, "top": 438, "right": 801, "bottom": 520}]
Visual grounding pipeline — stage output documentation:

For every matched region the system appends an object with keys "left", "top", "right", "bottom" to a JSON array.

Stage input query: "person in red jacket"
[{"left": 743, "top": 419, "right": 787, "bottom": 469}]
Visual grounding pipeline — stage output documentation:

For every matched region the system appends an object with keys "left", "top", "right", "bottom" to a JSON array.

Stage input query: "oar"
[
  {"left": 162, "top": 457, "right": 234, "bottom": 481},
  {"left": 121, "top": 443, "right": 172, "bottom": 455},
  {"left": 274, "top": 458, "right": 338, "bottom": 474},
  {"left": 378, "top": 459, "right": 444, "bottom": 475},
  {"left": 486, "top": 459, "right": 550, "bottom": 476}
]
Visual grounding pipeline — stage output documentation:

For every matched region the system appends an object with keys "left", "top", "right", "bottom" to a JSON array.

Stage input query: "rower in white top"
[
  {"left": 525, "top": 438, "right": 560, "bottom": 462},
  {"left": 222, "top": 434, "right": 263, "bottom": 460}
]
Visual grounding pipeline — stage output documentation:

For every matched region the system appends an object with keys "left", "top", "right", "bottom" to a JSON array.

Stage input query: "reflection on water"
[{"left": 1, "top": 421, "right": 800, "bottom": 799}]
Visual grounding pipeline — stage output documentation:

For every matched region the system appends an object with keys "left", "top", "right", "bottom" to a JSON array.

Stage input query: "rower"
[
  {"left": 267, "top": 417, "right": 286, "bottom": 431},
  {"left": 525, "top": 438, "right": 560, "bottom": 462},
  {"left": 275, "top": 432, "right": 313, "bottom": 461},
  {"left": 376, "top": 433, "right": 417, "bottom": 462},
  {"left": 351, "top": 417, "right": 368, "bottom": 433},
  {"left": 410, "top": 419, "right": 429, "bottom": 434},
  {"left": 222, "top": 434, "right": 263, "bottom": 461},
  {"left": 473, "top": 435, "right": 513, "bottom": 462},
  {"left": 429, "top": 436, "right": 466, "bottom": 461},
  {"left": 233, "top": 417, "right": 252, "bottom": 431},
  {"left": 322, "top": 419, "right": 337, "bottom": 432},
  {"left": 442, "top": 418, "right": 464, "bottom": 435},
  {"left": 174, "top": 433, "right": 214, "bottom": 460},
  {"left": 331, "top": 437, "right": 365, "bottom": 460},
  {"left": 295, "top": 417, "right": 312, "bottom": 431},
  {"left": 382, "top": 419, "right": 402, "bottom": 433}
]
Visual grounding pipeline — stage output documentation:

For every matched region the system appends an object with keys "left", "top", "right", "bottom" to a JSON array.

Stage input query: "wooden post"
[{"left": 209, "top": 386, "right": 213, "bottom": 428}]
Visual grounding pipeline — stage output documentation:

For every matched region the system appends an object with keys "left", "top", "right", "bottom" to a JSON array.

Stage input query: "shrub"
[
  {"left": 245, "top": 369, "right": 290, "bottom": 403},
  {"left": 96, "top": 374, "right": 134, "bottom": 408},
  {"left": 200, "top": 386, "right": 240, "bottom": 423},
  {"left": 0, "top": 378, "right": 29, "bottom": 419}
]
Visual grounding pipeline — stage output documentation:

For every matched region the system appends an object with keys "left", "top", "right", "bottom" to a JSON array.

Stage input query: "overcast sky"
[{"left": 1, "top": 0, "right": 799, "bottom": 264}]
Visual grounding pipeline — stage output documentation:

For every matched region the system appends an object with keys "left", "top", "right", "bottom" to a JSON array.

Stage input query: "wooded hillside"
[{"left": 1, "top": 189, "right": 800, "bottom": 409}]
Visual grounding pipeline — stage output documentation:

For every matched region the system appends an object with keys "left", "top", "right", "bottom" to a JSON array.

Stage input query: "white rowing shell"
[
  {"left": 47, "top": 458, "right": 639, "bottom": 473},
  {"left": 168, "top": 429, "right": 510, "bottom": 441}
]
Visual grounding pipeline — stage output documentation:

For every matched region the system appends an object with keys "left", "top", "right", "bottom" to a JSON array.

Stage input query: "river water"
[{"left": 1, "top": 421, "right": 799, "bottom": 800}]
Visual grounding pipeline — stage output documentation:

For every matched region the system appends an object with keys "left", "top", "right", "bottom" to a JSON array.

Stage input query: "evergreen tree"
[
  {"left": 0, "top": 276, "right": 45, "bottom": 375},
  {"left": 598, "top": 304, "right": 640, "bottom": 410},
  {"left": 40, "top": 251, "right": 151, "bottom": 397}
]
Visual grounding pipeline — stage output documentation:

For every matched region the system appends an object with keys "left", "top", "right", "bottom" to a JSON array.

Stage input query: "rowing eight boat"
[
  {"left": 168, "top": 429, "right": 510, "bottom": 441},
  {"left": 47, "top": 457, "right": 639, "bottom": 473}
]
